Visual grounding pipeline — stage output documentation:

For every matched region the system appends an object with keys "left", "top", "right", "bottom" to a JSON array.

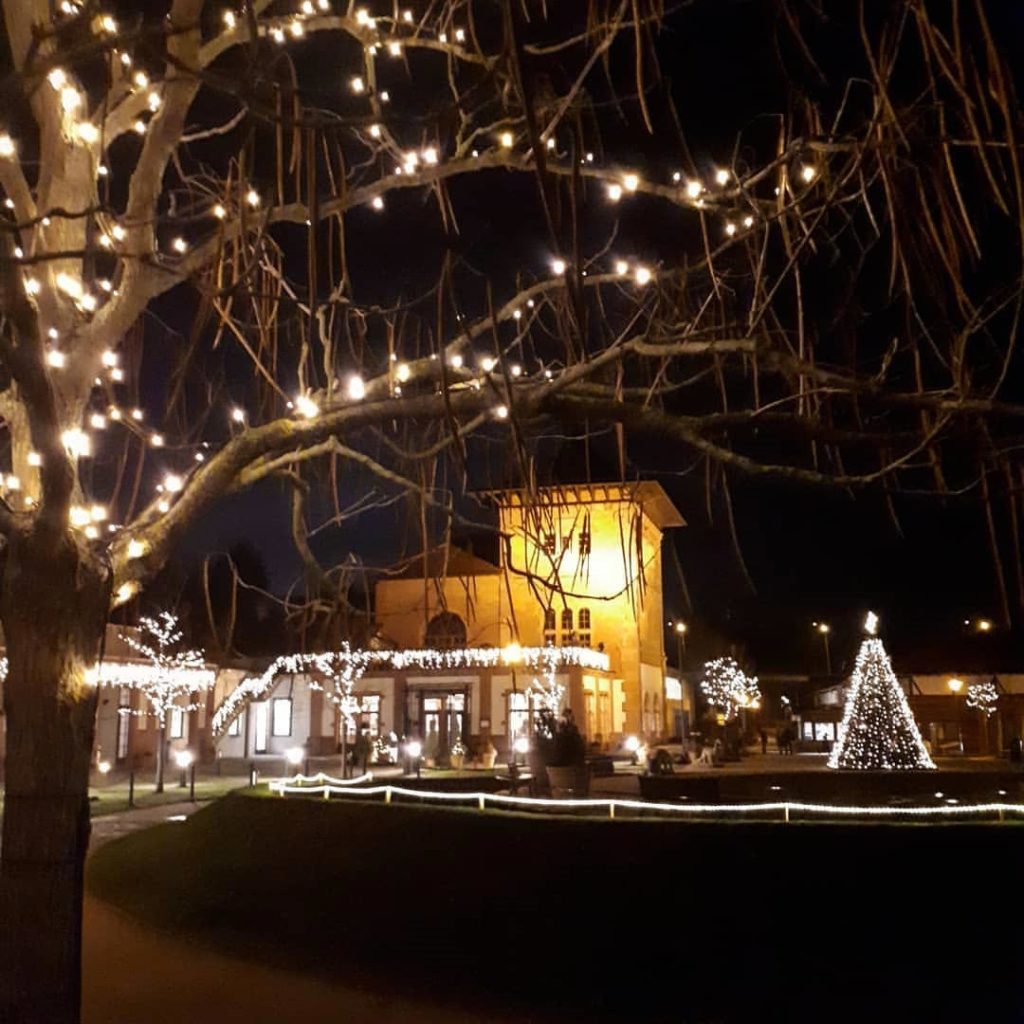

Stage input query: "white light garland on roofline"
[{"left": 211, "top": 644, "right": 609, "bottom": 737}]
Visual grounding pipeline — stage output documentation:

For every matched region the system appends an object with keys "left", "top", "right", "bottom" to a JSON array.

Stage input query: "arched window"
[
  {"left": 543, "top": 607, "right": 557, "bottom": 646},
  {"left": 560, "top": 608, "right": 574, "bottom": 639},
  {"left": 578, "top": 608, "right": 591, "bottom": 647},
  {"left": 424, "top": 611, "right": 467, "bottom": 650}
]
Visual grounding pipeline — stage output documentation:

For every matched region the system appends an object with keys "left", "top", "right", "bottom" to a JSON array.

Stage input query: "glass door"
[{"left": 253, "top": 702, "right": 268, "bottom": 753}]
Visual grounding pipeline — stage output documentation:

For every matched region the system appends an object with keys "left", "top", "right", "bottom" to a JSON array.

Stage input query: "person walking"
[{"left": 759, "top": 727, "right": 768, "bottom": 755}]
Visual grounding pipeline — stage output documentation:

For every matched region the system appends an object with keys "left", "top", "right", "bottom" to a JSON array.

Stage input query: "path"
[{"left": 84, "top": 802, "right": 524, "bottom": 1024}]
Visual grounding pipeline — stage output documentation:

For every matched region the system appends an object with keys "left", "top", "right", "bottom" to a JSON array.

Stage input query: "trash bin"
[{"left": 1009, "top": 737, "right": 1022, "bottom": 763}]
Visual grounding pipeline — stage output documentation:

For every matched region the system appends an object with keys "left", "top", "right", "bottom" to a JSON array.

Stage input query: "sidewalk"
[{"left": 82, "top": 897, "right": 513, "bottom": 1024}]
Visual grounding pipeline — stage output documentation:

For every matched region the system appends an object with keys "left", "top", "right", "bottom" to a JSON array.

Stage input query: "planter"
[
  {"left": 480, "top": 745, "right": 498, "bottom": 770},
  {"left": 450, "top": 753, "right": 465, "bottom": 770},
  {"left": 546, "top": 764, "right": 590, "bottom": 798}
]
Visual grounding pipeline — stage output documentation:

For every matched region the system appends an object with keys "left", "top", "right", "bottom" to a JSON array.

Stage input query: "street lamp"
[
  {"left": 947, "top": 678, "right": 965, "bottom": 755},
  {"left": 812, "top": 622, "right": 832, "bottom": 675},
  {"left": 174, "top": 749, "right": 195, "bottom": 800},
  {"left": 405, "top": 739, "right": 422, "bottom": 778},
  {"left": 285, "top": 746, "right": 305, "bottom": 776}
]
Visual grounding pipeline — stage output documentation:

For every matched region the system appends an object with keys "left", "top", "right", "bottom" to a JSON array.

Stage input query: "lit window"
[
  {"left": 169, "top": 705, "right": 185, "bottom": 739},
  {"left": 543, "top": 531, "right": 556, "bottom": 555},
  {"left": 228, "top": 713, "right": 242, "bottom": 737},
  {"left": 578, "top": 530, "right": 591, "bottom": 556},
  {"left": 543, "top": 607, "right": 556, "bottom": 645},
  {"left": 578, "top": 608, "right": 591, "bottom": 647},
  {"left": 560, "top": 608, "right": 574, "bottom": 640},
  {"left": 253, "top": 702, "right": 268, "bottom": 753},
  {"left": 272, "top": 698, "right": 292, "bottom": 737}
]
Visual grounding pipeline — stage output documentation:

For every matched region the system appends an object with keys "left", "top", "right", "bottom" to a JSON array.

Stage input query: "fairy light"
[
  {"left": 448, "top": 353, "right": 463, "bottom": 370},
  {"left": 0, "top": 134, "right": 16, "bottom": 158},
  {"left": 623, "top": 173, "right": 639, "bottom": 192},
  {"left": 402, "top": 9, "right": 413, "bottom": 23},
  {"left": 90, "top": 504, "right": 107, "bottom": 522},
  {"left": 395, "top": 362, "right": 411, "bottom": 383},
  {"left": 551, "top": 257, "right": 566, "bottom": 275},
  {"left": 222, "top": 10, "right": 236, "bottom": 28},
  {"left": 714, "top": 168, "right": 730, "bottom": 185},
  {"left": 350, "top": 76, "right": 365, "bottom": 94},
  {"left": 499, "top": 131, "right": 514, "bottom": 148},
  {"left": 212, "top": 203, "right": 227, "bottom": 219},
  {"left": 147, "top": 91, "right": 162, "bottom": 111},
  {"left": 743, "top": 215, "right": 754, "bottom": 228},
  {"left": 133, "top": 71, "right": 149, "bottom": 89},
  {"left": 48, "top": 68, "right": 67, "bottom": 90},
  {"left": 89, "top": 413, "right": 107, "bottom": 430},
  {"left": 371, "top": 196, "right": 384, "bottom": 211},
  {"left": 24, "top": 278, "right": 40, "bottom": 295},
  {"left": 132, "top": 120, "right": 146, "bottom": 135},
  {"left": 61, "top": 428, "right": 91, "bottom": 458},
  {"left": 245, "top": 189, "right": 260, "bottom": 208},
  {"left": 388, "top": 41, "right": 402, "bottom": 57},
  {"left": 422, "top": 146, "right": 438, "bottom": 165},
  {"left": 150, "top": 433, "right": 164, "bottom": 447},
  {"left": 163, "top": 473, "right": 184, "bottom": 494},
  {"left": 131, "top": 408, "right": 143, "bottom": 420},
  {"left": 634, "top": 265, "right": 651, "bottom": 286},
  {"left": 111, "top": 368, "right": 124, "bottom": 382},
  {"left": 494, "top": 404, "right": 509, "bottom": 419},
  {"left": 966, "top": 681, "right": 998, "bottom": 718},
  {"left": 231, "top": 407, "right": 245, "bottom": 423},
  {"left": 379, "top": 90, "right": 390, "bottom": 103},
  {"left": 369, "top": 124, "right": 381, "bottom": 138},
  {"left": 700, "top": 657, "right": 761, "bottom": 722},
  {"left": 828, "top": 623, "right": 934, "bottom": 771},
  {"left": 127, "top": 538, "right": 147, "bottom": 559},
  {"left": 212, "top": 644, "right": 609, "bottom": 737},
  {"left": 46, "top": 350, "right": 67, "bottom": 369},
  {"left": 27, "top": 451, "right": 42, "bottom": 468},
  {"left": 347, "top": 374, "right": 366, "bottom": 401},
  {"left": 69, "top": 506, "right": 91, "bottom": 528},
  {"left": 800, "top": 164, "right": 817, "bottom": 183},
  {"left": 455, "top": 28, "right": 466, "bottom": 42},
  {"left": 115, "top": 581, "right": 138, "bottom": 604},
  {"left": 5, "top": 475, "right": 20, "bottom": 491},
  {"left": 480, "top": 356, "right": 496, "bottom": 372},
  {"left": 725, "top": 222, "right": 736, "bottom": 236},
  {"left": 615, "top": 260, "right": 629, "bottom": 276},
  {"left": 295, "top": 394, "right": 319, "bottom": 419},
  {"left": 355, "top": 8, "right": 372, "bottom": 25},
  {"left": 606, "top": 183, "right": 622, "bottom": 202}
]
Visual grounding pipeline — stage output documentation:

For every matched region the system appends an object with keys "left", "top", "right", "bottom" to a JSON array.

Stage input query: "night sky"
[{"left": 144, "top": 2, "right": 1024, "bottom": 676}]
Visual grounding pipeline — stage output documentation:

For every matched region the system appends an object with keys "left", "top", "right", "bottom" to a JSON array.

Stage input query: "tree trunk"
[
  {"left": 0, "top": 525, "right": 110, "bottom": 1024},
  {"left": 155, "top": 721, "right": 166, "bottom": 793}
]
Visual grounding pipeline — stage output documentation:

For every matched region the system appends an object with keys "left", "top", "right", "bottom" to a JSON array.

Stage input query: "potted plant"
[
  {"left": 450, "top": 737, "right": 467, "bottom": 770},
  {"left": 534, "top": 708, "right": 588, "bottom": 797},
  {"left": 480, "top": 736, "right": 498, "bottom": 770}
]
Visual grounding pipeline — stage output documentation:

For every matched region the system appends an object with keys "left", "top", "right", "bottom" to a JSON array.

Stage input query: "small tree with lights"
[
  {"left": 120, "top": 612, "right": 210, "bottom": 792},
  {"left": 699, "top": 657, "right": 761, "bottom": 723},
  {"left": 828, "top": 613, "right": 935, "bottom": 771}
]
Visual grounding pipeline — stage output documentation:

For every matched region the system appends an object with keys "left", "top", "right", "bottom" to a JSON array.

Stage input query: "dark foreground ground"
[{"left": 86, "top": 792, "right": 1024, "bottom": 1023}]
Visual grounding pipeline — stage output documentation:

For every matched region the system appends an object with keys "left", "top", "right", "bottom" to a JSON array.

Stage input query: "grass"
[
  {"left": 87, "top": 774, "right": 251, "bottom": 817},
  {"left": 86, "top": 790, "right": 1023, "bottom": 1022}
]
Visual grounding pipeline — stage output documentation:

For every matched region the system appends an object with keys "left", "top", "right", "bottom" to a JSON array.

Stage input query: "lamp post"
[
  {"left": 813, "top": 622, "right": 832, "bottom": 675},
  {"left": 948, "top": 677, "right": 965, "bottom": 754},
  {"left": 406, "top": 739, "right": 422, "bottom": 779},
  {"left": 504, "top": 643, "right": 523, "bottom": 777},
  {"left": 285, "top": 746, "right": 305, "bottom": 777},
  {"left": 174, "top": 749, "right": 193, "bottom": 789}
]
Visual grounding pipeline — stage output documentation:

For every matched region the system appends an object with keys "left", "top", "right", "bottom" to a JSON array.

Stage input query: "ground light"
[
  {"left": 174, "top": 749, "right": 195, "bottom": 800},
  {"left": 405, "top": 739, "right": 422, "bottom": 778}
]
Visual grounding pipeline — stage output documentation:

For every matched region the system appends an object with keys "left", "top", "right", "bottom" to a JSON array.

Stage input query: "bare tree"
[{"left": 0, "top": 1, "right": 1021, "bottom": 1019}]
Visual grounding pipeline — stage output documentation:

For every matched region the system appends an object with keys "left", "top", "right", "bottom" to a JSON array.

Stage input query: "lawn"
[
  {"left": 87, "top": 791, "right": 1022, "bottom": 1022},
  {"left": 87, "top": 774, "right": 251, "bottom": 817}
]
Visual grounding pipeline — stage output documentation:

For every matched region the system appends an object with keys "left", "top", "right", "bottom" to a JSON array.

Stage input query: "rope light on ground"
[{"left": 264, "top": 779, "right": 1023, "bottom": 822}]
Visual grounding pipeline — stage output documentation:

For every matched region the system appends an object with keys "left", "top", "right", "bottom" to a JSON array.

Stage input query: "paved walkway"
[
  {"left": 82, "top": 897, "right": 511, "bottom": 1024},
  {"left": 84, "top": 801, "right": 526, "bottom": 1023}
]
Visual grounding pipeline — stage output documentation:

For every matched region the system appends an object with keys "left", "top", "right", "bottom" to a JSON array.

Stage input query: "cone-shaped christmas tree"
[{"left": 828, "top": 612, "right": 935, "bottom": 770}]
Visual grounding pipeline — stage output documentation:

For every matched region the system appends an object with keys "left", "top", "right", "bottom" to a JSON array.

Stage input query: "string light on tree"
[
  {"left": 966, "top": 681, "right": 998, "bottom": 718},
  {"left": 699, "top": 657, "right": 761, "bottom": 721},
  {"left": 828, "top": 611, "right": 935, "bottom": 771}
]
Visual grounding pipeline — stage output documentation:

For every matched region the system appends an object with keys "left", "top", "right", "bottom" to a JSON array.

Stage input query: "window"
[
  {"left": 814, "top": 722, "right": 836, "bottom": 742},
  {"left": 116, "top": 687, "right": 131, "bottom": 761},
  {"left": 344, "top": 694, "right": 382, "bottom": 743},
  {"left": 561, "top": 531, "right": 572, "bottom": 553},
  {"left": 560, "top": 608, "right": 574, "bottom": 637},
  {"left": 227, "top": 713, "right": 242, "bottom": 738},
  {"left": 578, "top": 608, "right": 591, "bottom": 647},
  {"left": 543, "top": 607, "right": 556, "bottom": 646},
  {"left": 169, "top": 705, "right": 185, "bottom": 739},
  {"left": 543, "top": 531, "right": 556, "bottom": 555},
  {"left": 253, "top": 703, "right": 268, "bottom": 753},
  {"left": 424, "top": 611, "right": 467, "bottom": 650},
  {"left": 578, "top": 530, "right": 591, "bottom": 556},
  {"left": 272, "top": 698, "right": 292, "bottom": 737}
]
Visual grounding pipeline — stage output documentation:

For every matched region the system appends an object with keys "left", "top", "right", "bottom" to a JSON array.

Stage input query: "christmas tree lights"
[
  {"left": 966, "top": 681, "right": 998, "bottom": 718},
  {"left": 699, "top": 657, "right": 761, "bottom": 721},
  {"left": 828, "top": 614, "right": 935, "bottom": 770}
]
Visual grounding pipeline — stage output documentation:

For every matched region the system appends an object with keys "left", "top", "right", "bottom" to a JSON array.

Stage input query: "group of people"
[{"left": 759, "top": 726, "right": 795, "bottom": 755}]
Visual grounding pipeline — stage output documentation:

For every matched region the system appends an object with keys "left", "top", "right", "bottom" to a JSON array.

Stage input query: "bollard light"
[{"left": 285, "top": 746, "right": 304, "bottom": 768}]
